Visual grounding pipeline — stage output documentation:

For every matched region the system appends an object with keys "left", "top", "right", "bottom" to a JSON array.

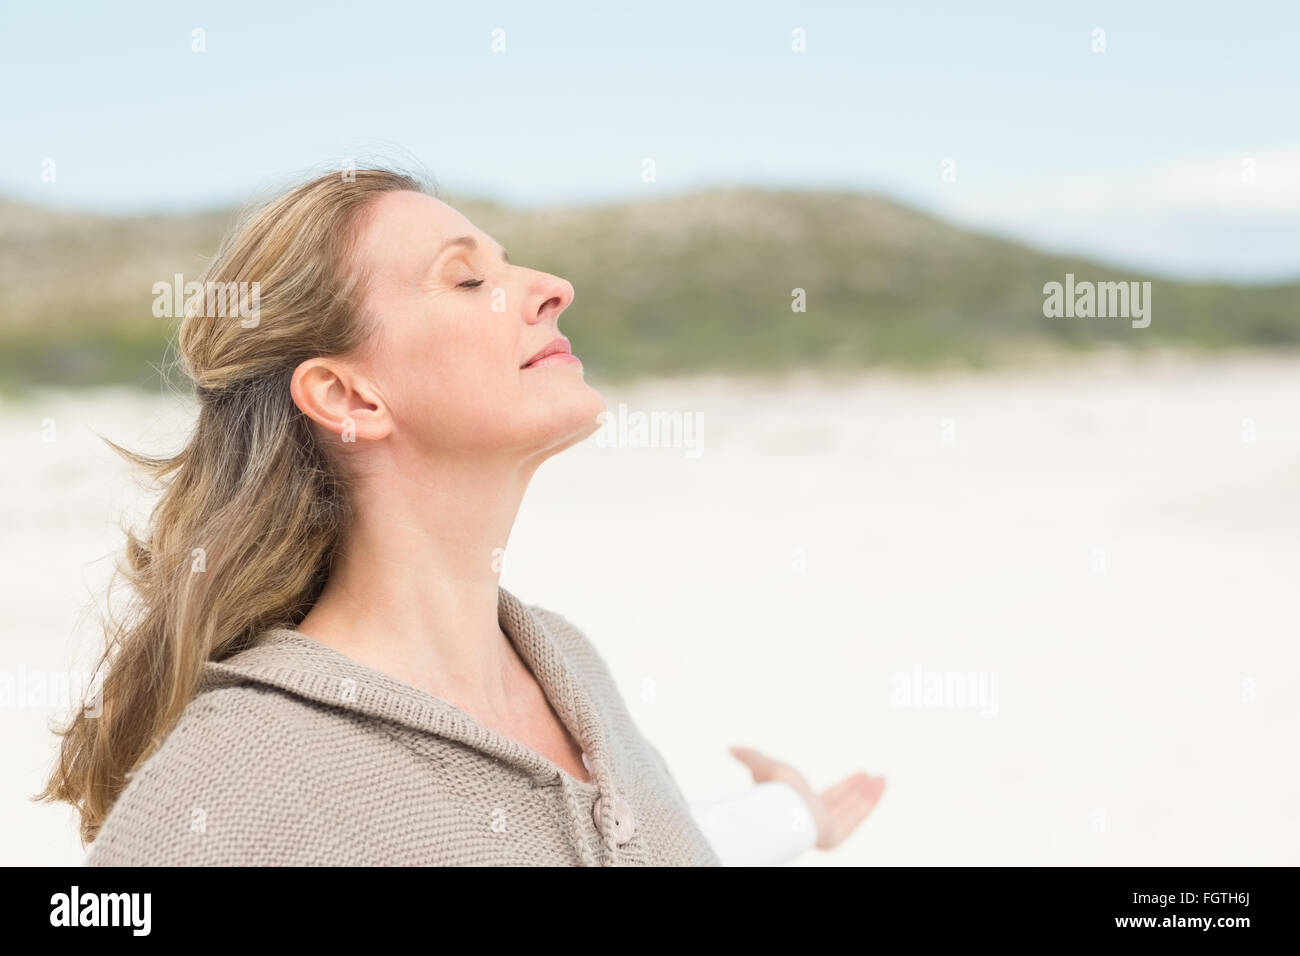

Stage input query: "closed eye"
[{"left": 458, "top": 278, "right": 485, "bottom": 289}]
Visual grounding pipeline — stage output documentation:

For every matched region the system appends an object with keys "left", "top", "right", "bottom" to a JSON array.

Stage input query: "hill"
[{"left": 1, "top": 189, "right": 1297, "bottom": 389}]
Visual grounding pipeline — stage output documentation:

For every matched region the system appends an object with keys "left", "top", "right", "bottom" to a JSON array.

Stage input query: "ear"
[{"left": 289, "top": 358, "right": 391, "bottom": 443}]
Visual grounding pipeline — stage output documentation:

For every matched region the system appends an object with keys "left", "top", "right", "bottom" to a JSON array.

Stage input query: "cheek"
[
  {"left": 371, "top": 304, "right": 602, "bottom": 455},
  {"left": 381, "top": 311, "right": 524, "bottom": 445}
]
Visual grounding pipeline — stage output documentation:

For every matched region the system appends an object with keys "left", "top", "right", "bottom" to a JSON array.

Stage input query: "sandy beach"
[{"left": 4, "top": 354, "right": 1298, "bottom": 865}]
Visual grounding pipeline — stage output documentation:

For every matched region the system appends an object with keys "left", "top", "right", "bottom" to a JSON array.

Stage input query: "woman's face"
[{"left": 342, "top": 190, "right": 606, "bottom": 463}]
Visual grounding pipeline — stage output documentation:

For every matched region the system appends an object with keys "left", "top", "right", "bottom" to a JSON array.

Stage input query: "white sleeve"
[{"left": 688, "top": 781, "right": 818, "bottom": 866}]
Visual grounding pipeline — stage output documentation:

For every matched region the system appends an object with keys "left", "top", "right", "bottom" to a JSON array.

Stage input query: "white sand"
[{"left": 4, "top": 355, "right": 1298, "bottom": 865}]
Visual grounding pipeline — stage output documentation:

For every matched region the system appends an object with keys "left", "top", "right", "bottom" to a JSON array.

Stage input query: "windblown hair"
[{"left": 38, "top": 168, "right": 426, "bottom": 845}]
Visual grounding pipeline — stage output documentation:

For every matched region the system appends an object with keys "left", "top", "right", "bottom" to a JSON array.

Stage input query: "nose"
[{"left": 528, "top": 272, "right": 574, "bottom": 326}]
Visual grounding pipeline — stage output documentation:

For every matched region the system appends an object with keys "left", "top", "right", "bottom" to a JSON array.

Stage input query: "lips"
[{"left": 521, "top": 335, "right": 576, "bottom": 369}]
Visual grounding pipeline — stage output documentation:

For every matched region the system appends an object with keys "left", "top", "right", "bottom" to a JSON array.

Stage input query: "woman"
[{"left": 39, "top": 169, "right": 885, "bottom": 865}]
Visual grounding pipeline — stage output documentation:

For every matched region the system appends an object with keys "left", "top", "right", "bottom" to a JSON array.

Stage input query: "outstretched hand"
[{"left": 728, "top": 745, "right": 886, "bottom": 850}]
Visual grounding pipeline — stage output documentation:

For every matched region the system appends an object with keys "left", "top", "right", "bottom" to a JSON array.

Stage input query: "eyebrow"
[{"left": 433, "top": 235, "right": 511, "bottom": 266}]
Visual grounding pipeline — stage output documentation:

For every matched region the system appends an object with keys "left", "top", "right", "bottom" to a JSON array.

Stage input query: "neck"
[{"left": 296, "top": 448, "right": 539, "bottom": 715}]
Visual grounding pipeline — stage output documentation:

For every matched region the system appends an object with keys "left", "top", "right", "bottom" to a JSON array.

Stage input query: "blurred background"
[{"left": 3, "top": 1, "right": 1298, "bottom": 864}]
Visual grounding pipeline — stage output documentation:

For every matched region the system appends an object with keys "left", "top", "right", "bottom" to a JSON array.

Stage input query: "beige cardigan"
[{"left": 85, "top": 586, "right": 722, "bottom": 866}]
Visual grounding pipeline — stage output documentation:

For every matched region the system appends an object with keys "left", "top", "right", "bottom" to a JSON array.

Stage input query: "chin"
[{"left": 523, "top": 381, "right": 607, "bottom": 458}]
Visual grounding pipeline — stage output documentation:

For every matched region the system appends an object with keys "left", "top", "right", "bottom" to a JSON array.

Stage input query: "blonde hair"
[{"left": 37, "top": 168, "right": 426, "bottom": 845}]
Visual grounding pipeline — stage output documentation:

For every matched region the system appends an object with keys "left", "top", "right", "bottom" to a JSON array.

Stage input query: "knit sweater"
[{"left": 84, "top": 586, "right": 723, "bottom": 866}]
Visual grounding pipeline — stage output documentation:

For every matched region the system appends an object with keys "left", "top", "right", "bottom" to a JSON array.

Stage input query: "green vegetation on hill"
[{"left": 1, "top": 188, "right": 1296, "bottom": 390}]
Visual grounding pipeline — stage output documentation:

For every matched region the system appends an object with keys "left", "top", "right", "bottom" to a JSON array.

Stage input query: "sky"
[{"left": 2, "top": 0, "right": 1298, "bottom": 281}]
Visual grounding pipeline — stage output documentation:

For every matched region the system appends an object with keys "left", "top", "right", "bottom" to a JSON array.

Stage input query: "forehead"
[{"left": 356, "top": 191, "right": 485, "bottom": 279}]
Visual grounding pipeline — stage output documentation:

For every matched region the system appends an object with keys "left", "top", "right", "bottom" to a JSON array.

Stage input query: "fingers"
[
  {"left": 727, "top": 744, "right": 778, "bottom": 778},
  {"left": 727, "top": 745, "right": 810, "bottom": 793},
  {"left": 727, "top": 744, "right": 765, "bottom": 764},
  {"left": 817, "top": 773, "right": 886, "bottom": 849}
]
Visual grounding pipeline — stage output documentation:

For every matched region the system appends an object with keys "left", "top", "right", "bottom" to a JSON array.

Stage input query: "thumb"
[{"left": 728, "top": 745, "right": 777, "bottom": 780}]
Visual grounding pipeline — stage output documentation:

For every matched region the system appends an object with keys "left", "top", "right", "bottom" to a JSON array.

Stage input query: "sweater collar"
[{"left": 200, "top": 585, "right": 613, "bottom": 794}]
